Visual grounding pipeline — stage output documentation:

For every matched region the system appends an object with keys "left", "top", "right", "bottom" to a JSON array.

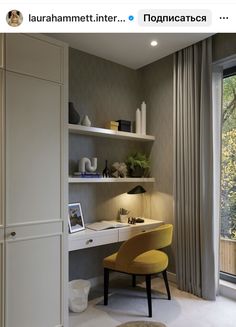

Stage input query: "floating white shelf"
[
  {"left": 68, "top": 177, "right": 155, "bottom": 184},
  {"left": 68, "top": 124, "right": 155, "bottom": 141}
]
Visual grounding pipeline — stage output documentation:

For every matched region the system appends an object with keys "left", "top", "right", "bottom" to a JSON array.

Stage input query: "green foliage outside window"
[{"left": 221, "top": 74, "right": 236, "bottom": 240}]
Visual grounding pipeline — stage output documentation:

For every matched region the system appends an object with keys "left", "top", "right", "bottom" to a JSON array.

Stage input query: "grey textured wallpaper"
[
  {"left": 69, "top": 49, "right": 155, "bottom": 279},
  {"left": 139, "top": 55, "right": 175, "bottom": 272},
  {"left": 69, "top": 48, "right": 142, "bottom": 128}
]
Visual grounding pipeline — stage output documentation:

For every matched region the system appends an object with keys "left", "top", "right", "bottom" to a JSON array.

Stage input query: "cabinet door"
[
  {"left": 6, "top": 72, "right": 61, "bottom": 225},
  {"left": 5, "top": 223, "right": 62, "bottom": 327},
  {"left": 0, "top": 69, "right": 4, "bottom": 228},
  {"left": 0, "top": 234, "right": 3, "bottom": 327},
  {"left": 0, "top": 65, "right": 4, "bottom": 327},
  {"left": 6, "top": 34, "right": 62, "bottom": 82},
  {"left": 5, "top": 71, "right": 64, "bottom": 327}
]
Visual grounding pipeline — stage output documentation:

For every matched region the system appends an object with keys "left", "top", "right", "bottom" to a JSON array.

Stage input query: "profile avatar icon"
[{"left": 7, "top": 10, "right": 23, "bottom": 27}]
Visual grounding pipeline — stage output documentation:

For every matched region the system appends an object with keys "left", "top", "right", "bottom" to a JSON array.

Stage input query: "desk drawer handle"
[
  {"left": 86, "top": 239, "right": 93, "bottom": 244},
  {"left": 11, "top": 232, "right": 16, "bottom": 237}
]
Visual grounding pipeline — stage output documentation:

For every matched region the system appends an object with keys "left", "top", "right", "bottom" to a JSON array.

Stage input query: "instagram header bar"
[{"left": 1, "top": 3, "right": 236, "bottom": 32}]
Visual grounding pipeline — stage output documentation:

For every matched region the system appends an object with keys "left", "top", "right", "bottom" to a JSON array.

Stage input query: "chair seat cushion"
[{"left": 103, "top": 250, "right": 168, "bottom": 275}]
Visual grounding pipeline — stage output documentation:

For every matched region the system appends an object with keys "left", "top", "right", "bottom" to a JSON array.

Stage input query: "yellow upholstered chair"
[{"left": 103, "top": 224, "right": 173, "bottom": 317}]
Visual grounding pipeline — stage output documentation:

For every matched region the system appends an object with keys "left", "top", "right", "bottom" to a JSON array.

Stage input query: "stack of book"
[{"left": 74, "top": 172, "right": 101, "bottom": 178}]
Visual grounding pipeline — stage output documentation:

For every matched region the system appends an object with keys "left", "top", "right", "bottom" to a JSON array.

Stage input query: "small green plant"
[{"left": 126, "top": 152, "right": 150, "bottom": 170}]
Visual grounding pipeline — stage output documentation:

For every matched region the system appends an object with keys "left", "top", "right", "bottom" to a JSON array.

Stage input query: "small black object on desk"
[
  {"left": 136, "top": 217, "right": 144, "bottom": 223},
  {"left": 128, "top": 217, "right": 144, "bottom": 224}
]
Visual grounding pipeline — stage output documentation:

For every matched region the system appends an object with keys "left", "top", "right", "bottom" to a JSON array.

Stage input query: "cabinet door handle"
[{"left": 10, "top": 232, "right": 16, "bottom": 237}]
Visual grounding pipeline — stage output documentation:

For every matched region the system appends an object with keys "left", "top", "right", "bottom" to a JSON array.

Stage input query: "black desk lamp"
[
  {"left": 127, "top": 185, "right": 146, "bottom": 194},
  {"left": 127, "top": 185, "right": 146, "bottom": 220}
]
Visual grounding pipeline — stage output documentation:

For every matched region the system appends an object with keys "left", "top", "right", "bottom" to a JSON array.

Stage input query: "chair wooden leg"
[
  {"left": 104, "top": 268, "right": 109, "bottom": 305},
  {"left": 132, "top": 275, "right": 136, "bottom": 287},
  {"left": 145, "top": 275, "right": 152, "bottom": 317},
  {"left": 162, "top": 269, "right": 171, "bottom": 300}
]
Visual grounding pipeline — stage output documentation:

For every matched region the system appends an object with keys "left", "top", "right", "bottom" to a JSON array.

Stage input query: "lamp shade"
[{"left": 127, "top": 185, "right": 146, "bottom": 194}]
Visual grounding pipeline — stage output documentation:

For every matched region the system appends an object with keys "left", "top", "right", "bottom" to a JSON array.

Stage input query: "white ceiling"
[{"left": 50, "top": 33, "right": 211, "bottom": 69}]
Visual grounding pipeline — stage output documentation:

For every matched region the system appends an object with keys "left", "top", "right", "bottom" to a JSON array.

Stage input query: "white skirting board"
[
  {"left": 219, "top": 280, "right": 236, "bottom": 301},
  {"left": 88, "top": 271, "right": 177, "bottom": 288},
  {"left": 88, "top": 273, "right": 235, "bottom": 301}
]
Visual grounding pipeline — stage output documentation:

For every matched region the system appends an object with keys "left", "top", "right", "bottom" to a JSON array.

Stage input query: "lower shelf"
[{"left": 68, "top": 177, "right": 155, "bottom": 183}]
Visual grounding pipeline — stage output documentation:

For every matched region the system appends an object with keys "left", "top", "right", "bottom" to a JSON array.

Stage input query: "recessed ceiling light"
[{"left": 150, "top": 40, "right": 158, "bottom": 47}]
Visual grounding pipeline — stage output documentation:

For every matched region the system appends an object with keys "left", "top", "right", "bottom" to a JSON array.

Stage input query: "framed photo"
[{"left": 68, "top": 202, "right": 85, "bottom": 233}]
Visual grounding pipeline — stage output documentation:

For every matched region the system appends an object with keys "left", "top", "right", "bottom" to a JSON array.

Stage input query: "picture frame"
[{"left": 68, "top": 202, "right": 85, "bottom": 233}]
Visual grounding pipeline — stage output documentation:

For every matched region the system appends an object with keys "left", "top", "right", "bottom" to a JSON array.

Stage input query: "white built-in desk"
[{"left": 68, "top": 219, "right": 163, "bottom": 251}]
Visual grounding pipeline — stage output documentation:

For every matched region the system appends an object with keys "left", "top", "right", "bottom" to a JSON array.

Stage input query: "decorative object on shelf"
[
  {"left": 79, "top": 157, "right": 97, "bottom": 173},
  {"left": 141, "top": 101, "right": 146, "bottom": 135},
  {"left": 68, "top": 202, "right": 85, "bottom": 233},
  {"left": 111, "top": 162, "right": 128, "bottom": 178},
  {"left": 116, "top": 120, "right": 131, "bottom": 132},
  {"left": 119, "top": 208, "right": 130, "bottom": 223},
  {"left": 69, "top": 102, "right": 80, "bottom": 124},
  {"left": 105, "top": 121, "right": 119, "bottom": 131},
  {"left": 136, "top": 108, "right": 141, "bottom": 134},
  {"left": 102, "top": 160, "right": 110, "bottom": 177},
  {"left": 126, "top": 152, "right": 150, "bottom": 177},
  {"left": 81, "top": 114, "right": 91, "bottom": 127}
]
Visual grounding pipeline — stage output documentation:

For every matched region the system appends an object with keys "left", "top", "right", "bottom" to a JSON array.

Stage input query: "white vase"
[
  {"left": 141, "top": 101, "right": 146, "bottom": 135},
  {"left": 81, "top": 115, "right": 91, "bottom": 127},
  {"left": 136, "top": 108, "right": 141, "bottom": 134}
]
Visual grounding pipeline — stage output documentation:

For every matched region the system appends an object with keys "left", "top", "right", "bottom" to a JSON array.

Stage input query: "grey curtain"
[{"left": 173, "top": 37, "right": 216, "bottom": 300}]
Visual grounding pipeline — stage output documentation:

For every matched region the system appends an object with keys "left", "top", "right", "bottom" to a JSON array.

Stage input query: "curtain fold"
[{"left": 174, "top": 37, "right": 217, "bottom": 300}]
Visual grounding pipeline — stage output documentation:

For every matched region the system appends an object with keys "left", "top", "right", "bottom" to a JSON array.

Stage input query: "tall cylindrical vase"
[
  {"left": 136, "top": 108, "right": 141, "bottom": 134},
  {"left": 141, "top": 101, "right": 146, "bottom": 135}
]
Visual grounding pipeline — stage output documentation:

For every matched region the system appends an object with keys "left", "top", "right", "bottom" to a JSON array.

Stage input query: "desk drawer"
[
  {"left": 69, "top": 229, "right": 118, "bottom": 251},
  {"left": 118, "top": 222, "right": 163, "bottom": 242}
]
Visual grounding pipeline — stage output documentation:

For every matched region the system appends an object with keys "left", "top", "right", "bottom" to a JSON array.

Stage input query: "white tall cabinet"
[
  {"left": 0, "top": 33, "right": 5, "bottom": 327},
  {"left": 0, "top": 34, "right": 68, "bottom": 327}
]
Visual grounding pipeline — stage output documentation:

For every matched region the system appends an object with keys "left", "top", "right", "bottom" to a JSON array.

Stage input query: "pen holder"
[{"left": 120, "top": 214, "right": 128, "bottom": 223}]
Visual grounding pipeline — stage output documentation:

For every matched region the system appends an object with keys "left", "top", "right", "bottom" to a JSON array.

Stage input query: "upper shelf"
[
  {"left": 68, "top": 124, "right": 155, "bottom": 141},
  {"left": 69, "top": 177, "right": 155, "bottom": 183}
]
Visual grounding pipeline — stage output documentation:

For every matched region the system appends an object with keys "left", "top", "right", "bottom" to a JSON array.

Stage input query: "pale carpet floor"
[{"left": 69, "top": 276, "right": 236, "bottom": 327}]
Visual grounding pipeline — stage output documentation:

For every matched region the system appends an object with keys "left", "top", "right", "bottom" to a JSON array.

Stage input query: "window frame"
[{"left": 220, "top": 66, "right": 236, "bottom": 284}]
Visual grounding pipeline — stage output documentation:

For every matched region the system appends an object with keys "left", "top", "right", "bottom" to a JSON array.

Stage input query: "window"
[{"left": 220, "top": 66, "right": 236, "bottom": 284}]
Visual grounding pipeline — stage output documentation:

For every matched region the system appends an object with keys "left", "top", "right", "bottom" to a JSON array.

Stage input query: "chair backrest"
[{"left": 116, "top": 224, "right": 173, "bottom": 270}]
